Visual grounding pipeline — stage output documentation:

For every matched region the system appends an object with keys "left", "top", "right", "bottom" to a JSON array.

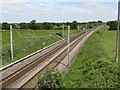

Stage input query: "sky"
[{"left": 0, "top": 0, "right": 118, "bottom": 23}]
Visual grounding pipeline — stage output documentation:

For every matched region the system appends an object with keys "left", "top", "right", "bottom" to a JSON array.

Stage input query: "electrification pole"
[
  {"left": 10, "top": 25, "right": 13, "bottom": 60},
  {"left": 86, "top": 24, "right": 88, "bottom": 35},
  {"left": 62, "top": 24, "right": 64, "bottom": 38},
  {"left": 92, "top": 23, "right": 94, "bottom": 29},
  {"left": 116, "top": 0, "right": 120, "bottom": 62},
  {"left": 68, "top": 25, "right": 70, "bottom": 66},
  {"left": 78, "top": 24, "right": 80, "bottom": 31}
]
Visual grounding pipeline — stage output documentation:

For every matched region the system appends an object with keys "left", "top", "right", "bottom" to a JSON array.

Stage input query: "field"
[
  {"left": 2, "top": 30, "right": 81, "bottom": 45},
  {"left": 1, "top": 29, "right": 83, "bottom": 66},
  {"left": 62, "top": 26, "right": 120, "bottom": 88}
]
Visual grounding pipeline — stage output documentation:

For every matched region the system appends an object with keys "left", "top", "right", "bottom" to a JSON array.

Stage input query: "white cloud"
[
  {"left": 0, "top": 0, "right": 31, "bottom": 7},
  {"left": 48, "top": 2, "right": 117, "bottom": 22},
  {"left": 25, "top": 4, "right": 32, "bottom": 7},
  {"left": 0, "top": 0, "right": 117, "bottom": 8},
  {"left": 0, "top": 1, "right": 117, "bottom": 23},
  {"left": 3, "top": 10, "right": 8, "bottom": 13}
]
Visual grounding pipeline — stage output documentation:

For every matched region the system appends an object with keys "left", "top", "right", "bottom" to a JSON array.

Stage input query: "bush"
[
  {"left": 41, "top": 22, "right": 53, "bottom": 30},
  {"left": 107, "top": 21, "right": 117, "bottom": 30},
  {"left": 37, "top": 69, "right": 63, "bottom": 89}
]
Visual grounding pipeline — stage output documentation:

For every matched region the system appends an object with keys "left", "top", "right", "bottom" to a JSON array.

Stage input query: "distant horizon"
[{"left": 0, "top": 20, "right": 117, "bottom": 24}]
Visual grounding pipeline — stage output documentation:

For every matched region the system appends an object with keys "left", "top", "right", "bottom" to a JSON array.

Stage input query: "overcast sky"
[{"left": 0, "top": 0, "right": 118, "bottom": 23}]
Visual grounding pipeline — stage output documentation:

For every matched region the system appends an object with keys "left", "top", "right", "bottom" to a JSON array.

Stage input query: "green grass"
[
  {"left": 1, "top": 29, "right": 83, "bottom": 66},
  {"left": 62, "top": 27, "right": 119, "bottom": 88},
  {"left": 1, "top": 29, "right": 82, "bottom": 45}
]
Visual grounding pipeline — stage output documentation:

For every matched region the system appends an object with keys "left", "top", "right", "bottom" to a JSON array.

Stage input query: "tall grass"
[{"left": 2, "top": 35, "right": 61, "bottom": 66}]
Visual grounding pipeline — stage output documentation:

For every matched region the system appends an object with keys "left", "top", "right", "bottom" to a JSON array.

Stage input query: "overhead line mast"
[
  {"left": 67, "top": 25, "right": 70, "bottom": 66},
  {"left": 10, "top": 25, "right": 13, "bottom": 60},
  {"left": 116, "top": 0, "right": 120, "bottom": 62}
]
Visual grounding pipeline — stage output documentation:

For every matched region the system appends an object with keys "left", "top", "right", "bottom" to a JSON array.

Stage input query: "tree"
[
  {"left": 30, "top": 20, "right": 36, "bottom": 24},
  {"left": 41, "top": 22, "right": 53, "bottom": 30},
  {"left": 19, "top": 23, "right": 29, "bottom": 29},
  {"left": 2, "top": 22, "right": 9, "bottom": 30},
  {"left": 107, "top": 21, "right": 117, "bottom": 30},
  {"left": 9, "top": 24, "right": 19, "bottom": 29},
  {"left": 0, "top": 23, "right": 2, "bottom": 29},
  {"left": 71, "top": 21, "right": 78, "bottom": 30},
  {"left": 66, "top": 22, "right": 71, "bottom": 26},
  {"left": 29, "top": 20, "right": 38, "bottom": 30},
  {"left": 14, "top": 24, "right": 20, "bottom": 29},
  {"left": 98, "top": 21, "right": 103, "bottom": 23},
  {"left": 55, "top": 23, "right": 61, "bottom": 27},
  {"left": 35, "top": 23, "right": 42, "bottom": 30}
]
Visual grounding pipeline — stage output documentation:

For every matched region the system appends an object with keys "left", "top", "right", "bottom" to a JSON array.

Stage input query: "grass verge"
[{"left": 62, "top": 27, "right": 120, "bottom": 88}]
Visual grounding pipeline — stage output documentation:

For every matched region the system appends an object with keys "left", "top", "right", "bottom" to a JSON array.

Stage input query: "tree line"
[
  {"left": 1, "top": 20, "right": 103, "bottom": 30},
  {"left": 107, "top": 21, "right": 118, "bottom": 30}
]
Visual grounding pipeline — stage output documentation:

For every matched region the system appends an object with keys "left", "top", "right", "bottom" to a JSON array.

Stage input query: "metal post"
[
  {"left": 67, "top": 25, "right": 70, "bottom": 66},
  {"left": 86, "top": 24, "right": 87, "bottom": 35},
  {"left": 116, "top": 0, "right": 120, "bottom": 62},
  {"left": 10, "top": 25, "right": 13, "bottom": 60},
  {"left": 62, "top": 24, "right": 64, "bottom": 38},
  {"left": 78, "top": 24, "right": 80, "bottom": 31},
  {"left": 92, "top": 23, "right": 94, "bottom": 29}
]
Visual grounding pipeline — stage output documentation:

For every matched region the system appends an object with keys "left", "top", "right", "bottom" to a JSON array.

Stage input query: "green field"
[
  {"left": 1, "top": 29, "right": 83, "bottom": 66},
  {"left": 62, "top": 26, "right": 119, "bottom": 88},
  {"left": 2, "top": 30, "right": 81, "bottom": 45}
]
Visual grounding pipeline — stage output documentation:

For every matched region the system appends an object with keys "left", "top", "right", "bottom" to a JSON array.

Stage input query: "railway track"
[{"left": 0, "top": 26, "right": 103, "bottom": 89}]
